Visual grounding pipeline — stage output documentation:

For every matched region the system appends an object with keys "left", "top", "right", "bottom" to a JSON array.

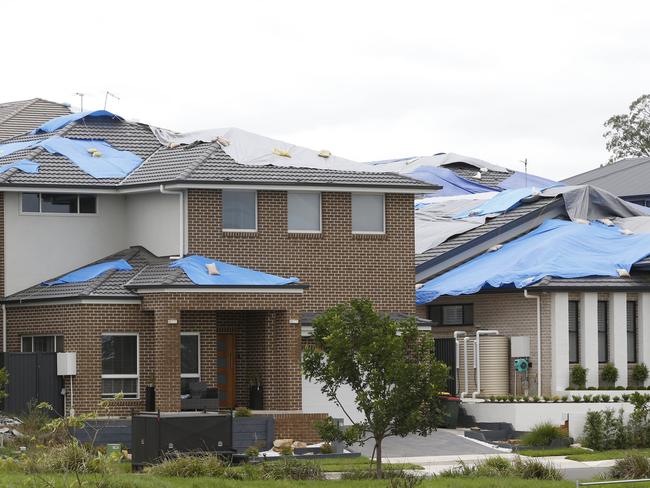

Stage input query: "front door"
[{"left": 216, "top": 334, "right": 236, "bottom": 408}]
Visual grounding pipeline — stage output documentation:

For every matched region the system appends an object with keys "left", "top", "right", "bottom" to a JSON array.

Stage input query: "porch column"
[
  {"left": 264, "top": 311, "right": 302, "bottom": 410},
  {"left": 153, "top": 307, "right": 181, "bottom": 411},
  {"left": 639, "top": 293, "right": 650, "bottom": 386},
  {"left": 609, "top": 293, "right": 628, "bottom": 387},
  {"left": 551, "top": 292, "right": 570, "bottom": 392},
  {"left": 580, "top": 293, "right": 599, "bottom": 388}
]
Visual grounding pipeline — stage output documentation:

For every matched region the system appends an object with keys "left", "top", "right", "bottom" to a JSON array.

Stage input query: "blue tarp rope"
[
  {"left": 43, "top": 259, "right": 133, "bottom": 286},
  {"left": 32, "top": 110, "right": 123, "bottom": 134},
  {"left": 416, "top": 219, "right": 650, "bottom": 304},
  {"left": 170, "top": 255, "right": 300, "bottom": 286}
]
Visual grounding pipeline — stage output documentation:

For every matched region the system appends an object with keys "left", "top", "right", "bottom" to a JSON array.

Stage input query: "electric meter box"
[
  {"left": 57, "top": 352, "right": 77, "bottom": 376},
  {"left": 510, "top": 336, "right": 530, "bottom": 358}
]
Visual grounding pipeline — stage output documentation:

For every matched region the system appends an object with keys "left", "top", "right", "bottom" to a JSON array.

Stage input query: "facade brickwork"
[{"left": 272, "top": 412, "right": 328, "bottom": 444}]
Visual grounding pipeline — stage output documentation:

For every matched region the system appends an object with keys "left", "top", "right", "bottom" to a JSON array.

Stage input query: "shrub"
[
  {"left": 601, "top": 363, "right": 619, "bottom": 385},
  {"left": 542, "top": 395, "right": 551, "bottom": 402},
  {"left": 561, "top": 395, "right": 569, "bottom": 402},
  {"left": 601, "top": 394, "right": 611, "bottom": 403},
  {"left": 387, "top": 472, "right": 424, "bottom": 488},
  {"left": 570, "top": 365, "right": 587, "bottom": 390},
  {"left": 235, "top": 407, "right": 253, "bottom": 417},
  {"left": 572, "top": 395, "right": 581, "bottom": 402},
  {"left": 592, "top": 395, "right": 601, "bottom": 403},
  {"left": 532, "top": 395, "right": 540, "bottom": 402},
  {"left": 147, "top": 455, "right": 225, "bottom": 477},
  {"left": 583, "top": 394, "right": 592, "bottom": 402},
  {"left": 588, "top": 386, "right": 597, "bottom": 390},
  {"left": 245, "top": 446, "right": 260, "bottom": 458},
  {"left": 320, "top": 442, "right": 334, "bottom": 454},
  {"left": 622, "top": 394, "right": 631, "bottom": 402},
  {"left": 489, "top": 395, "right": 496, "bottom": 402},
  {"left": 633, "top": 363, "right": 649, "bottom": 386},
  {"left": 507, "top": 395, "right": 515, "bottom": 402},
  {"left": 512, "top": 457, "right": 563, "bottom": 480},
  {"left": 260, "top": 458, "right": 323, "bottom": 480},
  {"left": 613, "top": 396, "right": 621, "bottom": 402},
  {"left": 521, "top": 423, "right": 568, "bottom": 447},
  {"left": 609, "top": 453, "right": 650, "bottom": 479},
  {"left": 440, "top": 456, "right": 562, "bottom": 481},
  {"left": 583, "top": 411, "right": 606, "bottom": 450}
]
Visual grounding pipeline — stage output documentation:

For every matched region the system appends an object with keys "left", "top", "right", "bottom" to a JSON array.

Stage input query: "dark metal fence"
[
  {"left": 434, "top": 338, "right": 457, "bottom": 395},
  {"left": 0, "top": 352, "right": 63, "bottom": 415}
]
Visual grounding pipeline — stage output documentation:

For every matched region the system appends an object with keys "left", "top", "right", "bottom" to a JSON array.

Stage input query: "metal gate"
[
  {"left": 0, "top": 352, "right": 63, "bottom": 415},
  {"left": 434, "top": 338, "right": 457, "bottom": 395}
]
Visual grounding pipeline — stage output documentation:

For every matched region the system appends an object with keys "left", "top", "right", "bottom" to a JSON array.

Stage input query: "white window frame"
[
  {"left": 351, "top": 193, "right": 385, "bottom": 235},
  {"left": 287, "top": 191, "right": 322, "bottom": 234},
  {"left": 222, "top": 190, "right": 258, "bottom": 232},
  {"left": 21, "top": 335, "right": 64, "bottom": 352},
  {"left": 101, "top": 332, "right": 139, "bottom": 400},
  {"left": 20, "top": 192, "right": 98, "bottom": 216},
  {"left": 180, "top": 332, "right": 201, "bottom": 380}
]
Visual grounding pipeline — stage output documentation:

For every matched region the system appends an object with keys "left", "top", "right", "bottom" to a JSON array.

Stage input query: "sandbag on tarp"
[
  {"left": 43, "top": 259, "right": 133, "bottom": 286},
  {"left": 32, "top": 110, "right": 123, "bottom": 134},
  {"left": 0, "top": 160, "right": 39, "bottom": 174},
  {"left": 498, "top": 171, "right": 560, "bottom": 190},
  {"left": 416, "top": 219, "right": 650, "bottom": 304},
  {"left": 406, "top": 166, "right": 498, "bottom": 196},
  {"left": 170, "top": 255, "right": 300, "bottom": 286},
  {"left": 455, "top": 187, "right": 540, "bottom": 218}
]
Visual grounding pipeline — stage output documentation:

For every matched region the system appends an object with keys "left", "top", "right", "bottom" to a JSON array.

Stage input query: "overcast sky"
[{"left": 3, "top": 1, "right": 649, "bottom": 180}]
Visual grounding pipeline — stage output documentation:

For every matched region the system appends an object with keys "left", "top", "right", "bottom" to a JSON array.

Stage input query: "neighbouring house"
[
  {"left": 0, "top": 105, "right": 437, "bottom": 433},
  {"left": 415, "top": 185, "right": 650, "bottom": 398},
  {"left": 0, "top": 98, "right": 71, "bottom": 142},
  {"left": 564, "top": 156, "right": 650, "bottom": 206}
]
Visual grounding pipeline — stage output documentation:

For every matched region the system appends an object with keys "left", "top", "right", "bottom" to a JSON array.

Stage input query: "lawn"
[
  {"left": 0, "top": 474, "right": 578, "bottom": 488},
  {"left": 566, "top": 448, "right": 650, "bottom": 462},
  {"left": 308, "top": 456, "right": 423, "bottom": 472},
  {"left": 518, "top": 447, "right": 590, "bottom": 457}
]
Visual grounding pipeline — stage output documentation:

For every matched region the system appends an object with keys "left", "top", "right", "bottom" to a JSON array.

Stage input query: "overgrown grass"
[
  {"left": 312, "top": 456, "right": 423, "bottom": 472},
  {"left": 566, "top": 448, "right": 650, "bottom": 462},
  {"left": 518, "top": 448, "right": 588, "bottom": 457},
  {"left": 608, "top": 453, "right": 650, "bottom": 480},
  {"left": 520, "top": 423, "right": 568, "bottom": 447},
  {"left": 439, "top": 456, "right": 563, "bottom": 481}
]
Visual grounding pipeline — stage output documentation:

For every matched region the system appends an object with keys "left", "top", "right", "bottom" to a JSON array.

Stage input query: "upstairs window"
[
  {"left": 352, "top": 194, "right": 385, "bottom": 234},
  {"left": 288, "top": 192, "right": 321, "bottom": 232},
  {"left": 222, "top": 190, "right": 257, "bottom": 231},
  {"left": 429, "top": 304, "right": 474, "bottom": 326},
  {"left": 568, "top": 301, "right": 580, "bottom": 364},
  {"left": 22, "top": 335, "right": 64, "bottom": 352},
  {"left": 21, "top": 193, "right": 97, "bottom": 214}
]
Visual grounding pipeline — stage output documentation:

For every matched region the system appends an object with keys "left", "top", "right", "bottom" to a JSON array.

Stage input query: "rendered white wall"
[
  {"left": 302, "top": 376, "right": 362, "bottom": 425},
  {"left": 638, "top": 293, "right": 650, "bottom": 386},
  {"left": 4, "top": 192, "right": 127, "bottom": 295},
  {"left": 609, "top": 293, "right": 628, "bottom": 387},
  {"left": 551, "top": 292, "right": 570, "bottom": 393},
  {"left": 125, "top": 192, "right": 180, "bottom": 257},
  {"left": 580, "top": 293, "right": 599, "bottom": 388}
]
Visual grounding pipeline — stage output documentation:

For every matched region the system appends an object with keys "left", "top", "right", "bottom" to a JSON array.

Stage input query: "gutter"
[
  {"left": 523, "top": 290, "right": 542, "bottom": 397},
  {"left": 159, "top": 184, "right": 184, "bottom": 259}
]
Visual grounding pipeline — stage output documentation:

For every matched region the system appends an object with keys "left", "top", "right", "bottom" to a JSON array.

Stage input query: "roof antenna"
[
  {"left": 74, "top": 92, "right": 85, "bottom": 112},
  {"left": 104, "top": 91, "right": 120, "bottom": 110},
  {"left": 520, "top": 158, "right": 528, "bottom": 187}
]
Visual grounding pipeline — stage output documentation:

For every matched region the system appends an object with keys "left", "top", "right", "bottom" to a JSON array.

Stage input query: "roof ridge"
[
  {"left": 566, "top": 157, "right": 650, "bottom": 184},
  {"left": 177, "top": 143, "right": 225, "bottom": 180},
  {"left": 0, "top": 99, "right": 38, "bottom": 125},
  {"left": 77, "top": 247, "right": 143, "bottom": 296}
]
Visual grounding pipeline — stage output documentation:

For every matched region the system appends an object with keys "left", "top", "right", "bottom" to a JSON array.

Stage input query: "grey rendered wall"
[
  {"left": 4, "top": 192, "right": 128, "bottom": 295},
  {"left": 125, "top": 192, "right": 180, "bottom": 257}
]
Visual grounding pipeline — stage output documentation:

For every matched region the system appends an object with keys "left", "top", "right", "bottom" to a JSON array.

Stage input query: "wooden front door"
[{"left": 216, "top": 334, "right": 236, "bottom": 408}]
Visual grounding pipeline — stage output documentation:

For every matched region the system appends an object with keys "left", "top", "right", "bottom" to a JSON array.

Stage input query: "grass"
[
  {"left": 518, "top": 448, "right": 589, "bottom": 457},
  {"left": 0, "top": 474, "right": 577, "bottom": 487},
  {"left": 566, "top": 448, "right": 650, "bottom": 462},
  {"left": 310, "top": 456, "right": 423, "bottom": 472}
]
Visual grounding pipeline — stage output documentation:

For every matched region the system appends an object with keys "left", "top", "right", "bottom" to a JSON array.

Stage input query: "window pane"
[
  {"left": 181, "top": 377, "right": 199, "bottom": 395},
  {"left": 628, "top": 301, "right": 637, "bottom": 363},
  {"left": 569, "top": 301, "right": 579, "bottom": 363},
  {"left": 22, "top": 193, "right": 40, "bottom": 212},
  {"left": 598, "top": 332, "right": 608, "bottom": 363},
  {"left": 352, "top": 194, "right": 384, "bottom": 233},
  {"left": 222, "top": 190, "right": 256, "bottom": 230},
  {"left": 22, "top": 337, "right": 32, "bottom": 352},
  {"left": 569, "top": 332, "right": 579, "bottom": 363},
  {"left": 33, "top": 336, "right": 54, "bottom": 352},
  {"left": 79, "top": 195, "right": 97, "bottom": 214},
  {"left": 598, "top": 301, "right": 608, "bottom": 362},
  {"left": 41, "top": 193, "right": 78, "bottom": 213},
  {"left": 442, "top": 305, "right": 464, "bottom": 325},
  {"left": 181, "top": 335, "right": 199, "bottom": 375},
  {"left": 102, "top": 378, "right": 138, "bottom": 398},
  {"left": 288, "top": 192, "right": 320, "bottom": 231},
  {"left": 463, "top": 304, "right": 474, "bottom": 325},
  {"left": 55, "top": 336, "right": 64, "bottom": 352},
  {"left": 429, "top": 306, "right": 442, "bottom": 326},
  {"left": 597, "top": 301, "right": 608, "bottom": 332},
  {"left": 102, "top": 335, "right": 137, "bottom": 375}
]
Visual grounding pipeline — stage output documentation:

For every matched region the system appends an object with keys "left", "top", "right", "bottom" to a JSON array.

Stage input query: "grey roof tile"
[
  {"left": 530, "top": 273, "right": 650, "bottom": 289},
  {"left": 0, "top": 99, "right": 71, "bottom": 142},
  {"left": 563, "top": 157, "right": 650, "bottom": 198},
  {"left": 443, "top": 162, "right": 513, "bottom": 188}
]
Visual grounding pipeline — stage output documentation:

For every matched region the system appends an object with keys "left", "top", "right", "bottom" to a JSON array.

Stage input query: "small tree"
[
  {"left": 570, "top": 365, "right": 587, "bottom": 390},
  {"left": 632, "top": 363, "right": 649, "bottom": 387},
  {"left": 302, "top": 299, "right": 448, "bottom": 478},
  {"left": 0, "top": 367, "right": 8, "bottom": 402},
  {"left": 604, "top": 94, "right": 650, "bottom": 163},
  {"left": 601, "top": 363, "right": 619, "bottom": 386}
]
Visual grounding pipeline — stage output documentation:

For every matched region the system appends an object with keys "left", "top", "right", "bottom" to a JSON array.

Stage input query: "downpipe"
[
  {"left": 523, "top": 290, "right": 542, "bottom": 397},
  {"left": 472, "top": 330, "right": 500, "bottom": 399},
  {"left": 159, "top": 185, "right": 184, "bottom": 259},
  {"left": 461, "top": 336, "right": 472, "bottom": 399},
  {"left": 453, "top": 331, "right": 466, "bottom": 397}
]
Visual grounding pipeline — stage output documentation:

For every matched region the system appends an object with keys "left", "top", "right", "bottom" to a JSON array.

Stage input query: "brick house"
[{"left": 0, "top": 108, "right": 436, "bottom": 421}]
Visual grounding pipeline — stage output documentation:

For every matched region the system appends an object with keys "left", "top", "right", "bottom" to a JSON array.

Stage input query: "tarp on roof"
[
  {"left": 170, "top": 255, "right": 300, "bottom": 286},
  {"left": 32, "top": 110, "right": 123, "bottom": 134},
  {"left": 546, "top": 185, "right": 650, "bottom": 221},
  {"left": 498, "top": 171, "right": 559, "bottom": 190},
  {"left": 416, "top": 219, "right": 650, "bottom": 304},
  {"left": 43, "top": 259, "right": 133, "bottom": 286},
  {"left": 455, "top": 188, "right": 540, "bottom": 218},
  {"left": 0, "top": 140, "right": 40, "bottom": 158},
  {"left": 406, "top": 166, "right": 497, "bottom": 196},
  {"left": 0, "top": 160, "right": 39, "bottom": 174},
  {"left": 369, "top": 152, "right": 510, "bottom": 174}
]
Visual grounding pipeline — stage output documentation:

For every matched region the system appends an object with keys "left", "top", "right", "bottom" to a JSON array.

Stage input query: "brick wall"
[
  {"left": 272, "top": 412, "right": 328, "bottom": 444},
  {"left": 186, "top": 190, "right": 415, "bottom": 314},
  {"left": 0, "top": 192, "right": 4, "bottom": 300}
]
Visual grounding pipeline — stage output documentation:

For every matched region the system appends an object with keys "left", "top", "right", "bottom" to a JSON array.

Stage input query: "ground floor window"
[
  {"left": 568, "top": 301, "right": 579, "bottom": 364},
  {"left": 429, "top": 304, "right": 474, "bottom": 326},
  {"left": 21, "top": 335, "right": 64, "bottom": 352},
  {"left": 101, "top": 333, "right": 139, "bottom": 399},
  {"left": 628, "top": 301, "right": 638, "bottom": 363},
  {"left": 598, "top": 301, "right": 609, "bottom": 363},
  {"left": 181, "top": 332, "right": 200, "bottom": 395}
]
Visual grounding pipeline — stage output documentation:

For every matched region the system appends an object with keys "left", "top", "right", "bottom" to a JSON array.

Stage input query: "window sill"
[
  {"left": 288, "top": 232, "right": 323, "bottom": 239},
  {"left": 221, "top": 230, "right": 258, "bottom": 238},
  {"left": 352, "top": 233, "right": 387, "bottom": 241}
]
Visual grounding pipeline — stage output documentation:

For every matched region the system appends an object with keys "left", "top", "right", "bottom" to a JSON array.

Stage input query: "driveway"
[{"left": 352, "top": 428, "right": 502, "bottom": 458}]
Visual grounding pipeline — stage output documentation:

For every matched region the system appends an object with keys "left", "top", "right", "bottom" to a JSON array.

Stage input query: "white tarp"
[{"left": 370, "top": 152, "right": 510, "bottom": 174}]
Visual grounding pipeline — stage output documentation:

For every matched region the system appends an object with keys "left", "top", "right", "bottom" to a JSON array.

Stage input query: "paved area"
[{"left": 352, "top": 428, "right": 501, "bottom": 458}]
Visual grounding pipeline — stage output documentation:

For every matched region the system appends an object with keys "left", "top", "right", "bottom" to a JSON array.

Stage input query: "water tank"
[{"left": 479, "top": 336, "right": 509, "bottom": 395}]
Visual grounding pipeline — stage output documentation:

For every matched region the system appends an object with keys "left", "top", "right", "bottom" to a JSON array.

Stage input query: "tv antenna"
[
  {"left": 520, "top": 158, "right": 528, "bottom": 187},
  {"left": 74, "top": 92, "right": 85, "bottom": 112},
  {"left": 104, "top": 91, "right": 120, "bottom": 110}
]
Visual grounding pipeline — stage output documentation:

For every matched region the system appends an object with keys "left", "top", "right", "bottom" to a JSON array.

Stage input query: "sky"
[{"left": 2, "top": 0, "right": 649, "bottom": 180}]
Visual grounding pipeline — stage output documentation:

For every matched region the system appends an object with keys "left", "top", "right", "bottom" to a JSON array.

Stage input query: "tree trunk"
[{"left": 375, "top": 438, "right": 383, "bottom": 479}]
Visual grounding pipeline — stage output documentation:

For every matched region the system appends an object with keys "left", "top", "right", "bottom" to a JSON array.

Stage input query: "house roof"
[
  {"left": 563, "top": 157, "right": 650, "bottom": 198},
  {"left": 0, "top": 115, "right": 437, "bottom": 192},
  {"left": 442, "top": 162, "right": 513, "bottom": 189},
  {"left": 529, "top": 273, "right": 650, "bottom": 291},
  {"left": 0, "top": 99, "right": 71, "bottom": 142}
]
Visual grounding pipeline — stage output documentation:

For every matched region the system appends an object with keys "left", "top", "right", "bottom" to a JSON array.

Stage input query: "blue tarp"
[
  {"left": 32, "top": 110, "right": 122, "bottom": 134},
  {"left": 499, "top": 171, "right": 560, "bottom": 190},
  {"left": 416, "top": 219, "right": 650, "bottom": 304},
  {"left": 0, "top": 160, "right": 39, "bottom": 174},
  {"left": 43, "top": 259, "right": 133, "bottom": 286},
  {"left": 170, "top": 255, "right": 300, "bottom": 286},
  {"left": 455, "top": 187, "right": 538, "bottom": 218},
  {"left": 406, "top": 166, "right": 498, "bottom": 196},
  {"left": 0, "top": 140, "right": 41, "bottom": 159}
]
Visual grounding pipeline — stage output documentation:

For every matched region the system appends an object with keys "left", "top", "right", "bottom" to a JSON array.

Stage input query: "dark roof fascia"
[
  {"left": 124, "top": 284, "right": 310, "bottom": 291},
  {"left": 3, "top": 295, "right": 142, "bottom": 305},
  {"left": 415, "top": 198, "right": 566, "bottom": 283},
  {"left": 163, "top": 179, "right": 439, "bottom": 192}
]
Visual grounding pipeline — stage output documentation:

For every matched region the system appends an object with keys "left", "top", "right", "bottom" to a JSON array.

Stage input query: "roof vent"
[
  {"left": 205, "top": 262, "right": 220, "bottom": 275},
  {"left": 318, "top": 150, "right": 331, "bottom": 158},
  {"left": 273, "top": 148, "right": 291, "bottom": 158}
]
